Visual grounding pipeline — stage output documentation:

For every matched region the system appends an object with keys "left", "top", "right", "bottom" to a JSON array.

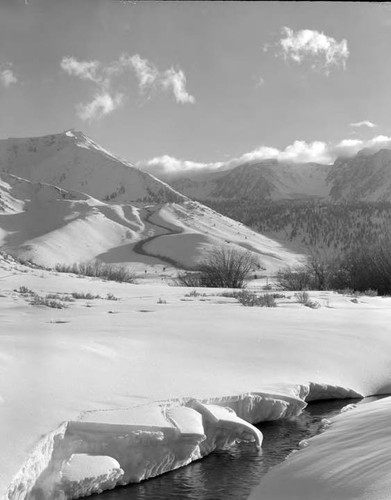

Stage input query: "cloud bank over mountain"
[{"left": 138, "top": 135, "right": 391, "bottom": 179}]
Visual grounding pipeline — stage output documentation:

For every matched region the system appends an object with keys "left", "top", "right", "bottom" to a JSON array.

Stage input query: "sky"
[{"left": 1, "top": 0, "right": 391, "bottom": 176}]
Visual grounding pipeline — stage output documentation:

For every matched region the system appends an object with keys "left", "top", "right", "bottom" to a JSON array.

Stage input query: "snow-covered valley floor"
[{"left": 1, "top": 256, "right": 391, "bottom": 499}]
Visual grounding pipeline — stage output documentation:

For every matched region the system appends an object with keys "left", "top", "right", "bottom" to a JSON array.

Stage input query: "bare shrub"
[
  {"left": 46, "top": 293, "right": 75, "bottom": 302},
  {"left": 71, "top": 292, "right": 101, "bottom": 300},
  {"left": 294, "top": 291, "right": 310, "bottom": 304},
  {"left": 276, "top": 267, "right": 313, "bottom": 291},
  {"left": 335, "top": 288, "right": 354, "bottom": 295},
  {"left": 304, "top": 300, "right": 321, "bottom": 309},
  {"left": 176, "top": 247, "right": 257, "bottom": 289},
  {"left": 16, "top": 286, "right": 34, "bottom": 295},
  {"left": 294, "top": 291, "right": 320, "bottom": 309},
  {"left": 61, "top": 295, "right": 76, "bottom": 302},
  {"left": 236, "top": 291, "right": 277, "bottom": 307},
  {"left": 277, "top": 238, "right": 391, "bottom": 295},
  {"left": 184, "top": 290, "right": 206, "bottom": 298},
  {"left": 333, "top": 243, "right": 391, "bottom": 295},
  {"left": 30, "top": 294, "right": 67, "bottom": 309},
  {"left": 55, "top": 261, "right": 136, "bottom": 283},
  {"left": 175, "top": 272, "right": 203, "bottom": 287}
]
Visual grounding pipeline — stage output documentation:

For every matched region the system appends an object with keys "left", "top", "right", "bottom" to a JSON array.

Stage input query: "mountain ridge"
[
  {"left": 0, "top": 130, "right": 186, "bottom": 205},
  {"left": 162, "top": 149, "right": 391, "bottom": 203}
]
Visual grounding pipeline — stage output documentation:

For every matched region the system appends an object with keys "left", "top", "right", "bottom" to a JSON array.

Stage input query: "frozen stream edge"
[{"left": 4, "top": 382, "right": 362, "bottom": 500}]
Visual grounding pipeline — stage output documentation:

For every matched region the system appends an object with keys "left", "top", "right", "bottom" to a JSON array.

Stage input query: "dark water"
[{"left": 91, "top": 397, "right": 383, "bottom": 500}]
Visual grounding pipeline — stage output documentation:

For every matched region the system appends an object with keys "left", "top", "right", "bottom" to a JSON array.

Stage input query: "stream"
[{"left": 90, "top": 396, "right": 383, "bottom": 500}]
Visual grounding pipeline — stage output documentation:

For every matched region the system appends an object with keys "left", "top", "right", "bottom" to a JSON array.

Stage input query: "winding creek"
[
  {"left": 132, "top": 207, "right": 186, "bottom": 269},
  {"left": 90, "top": 396, "right": 384, "bottom": 500}
]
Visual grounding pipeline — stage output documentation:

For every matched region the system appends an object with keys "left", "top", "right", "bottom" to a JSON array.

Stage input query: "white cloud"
[
  {"left": 329, "top": 136, "right": 391, "bottom": 159},
  {"left": 160, "top": 68, "right": 195, "bottom": 104},
  {"left": 126, "top": 54, "right": 158, "bottom": 94},
  {"left": 137, "top": 135, "right": 391, "bottom": 179},
  {"left": 77, "top": 92, "right": 124, "bottom": 122},
  {"left": 123, "top": 54, "right": 195, "bottom": 104},
  {"left": 61, "top": 53, "right": 195, "bottom": 120},
  {"left": 0, "top": 64, "right": 18, "bottom": 88},
  {"left": 60, "top": 57, "right": 101, "bottom": 83},
  {"left": 350, "top": 120, "right": 377, "bottom": 128},
  {"left": 140, "top": 155, "right": 224, "bottom": 178},
  {"left": 240, "top": 141, "right": 330, "bottom": 164},
  {"left": 270, "top": 27, "right": 349, "bottom": 74}
]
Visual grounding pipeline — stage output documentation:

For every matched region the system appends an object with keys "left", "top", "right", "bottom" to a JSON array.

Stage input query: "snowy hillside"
[
  {"left": 0, "top": 132, "right": 304, "bottom": 272},
  {"left": 0, "top": 130, "right": 185, "bottom": 204},
  {"left": 0, "top": 172, "right": 302, "bottom": 271}
]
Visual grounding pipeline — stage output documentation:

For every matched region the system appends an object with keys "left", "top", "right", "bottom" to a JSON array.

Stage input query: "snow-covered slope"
[
  {"left": 0, "top": 130, "right": 184, "bottom": 204},
  {"left": 0, "top": 172, "right": 303, "bottom": 271},
  {"left": 0, "top": 172, "right": 144, "bottom": 267},
  {"left": 250, "top": 396, "right": 391, "bottom": 500},
  {"left": 0, "top": 132, "right": 305, "bottom": 272}
]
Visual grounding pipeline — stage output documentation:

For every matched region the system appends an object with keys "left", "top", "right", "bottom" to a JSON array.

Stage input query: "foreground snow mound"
[
  {"left": 249, "top": 396, "right": 391, "bottom": 500},
  {"left": 29, "top": 400, "right": 263, "bottom": 499},
  {"left": 59, "top": 455, "right": 124, "bottom": 499},
  {"left": 13, "top": 383, "right": 362, "bottom": 500},
  {"left": 198, "top": 390, "right": 307, "bottom": 422},
  {"left": 188, "top": 401, "right": 262, "bottom": 454}
]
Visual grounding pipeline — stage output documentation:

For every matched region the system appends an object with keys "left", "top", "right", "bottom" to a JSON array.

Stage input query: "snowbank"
[
  {"left": 59, "top": 455, "right": 124, "bottom": 499},
  {"left": 29, "top": 401, "right": 263, "bottom": 498},
  {"left": 249, "top": 396, "right": 391, "bottom": 500}
]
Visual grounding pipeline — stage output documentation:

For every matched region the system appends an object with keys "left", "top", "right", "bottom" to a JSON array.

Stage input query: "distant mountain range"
[
  {"left": 164, "top": 149, "right": 391, "bottom": 202},
  {"left": 3, "top": 129, "right": 389, "bottom": 270},
  {"left": 0, "top": 130, "right": 303, "bottom": 272}
]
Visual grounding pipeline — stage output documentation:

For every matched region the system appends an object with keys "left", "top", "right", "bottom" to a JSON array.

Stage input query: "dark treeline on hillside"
[{"left": 202, "top": 199, "right": 391, "bottom": 253}]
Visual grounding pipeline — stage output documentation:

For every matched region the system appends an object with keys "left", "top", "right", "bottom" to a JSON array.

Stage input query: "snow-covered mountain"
[
  {"left": 0, "top": 130, "right": 185, "bottom": 204},
  {"left": 166, "top": 150, "right": 391, "bottom": 202},
  {"left": 169, "top": 160, "right": 331, "bottom": 201},
  {"left": 0, "top": 132, "right": 304, "bottom": 271},
  {"left": 327, "top": 148, "right": 391, "bottom": 201}
]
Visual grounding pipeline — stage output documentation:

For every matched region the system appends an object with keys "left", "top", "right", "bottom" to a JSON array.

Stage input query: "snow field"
[{"left": 1, "top": 259, "right": 391, "bottom": 498}]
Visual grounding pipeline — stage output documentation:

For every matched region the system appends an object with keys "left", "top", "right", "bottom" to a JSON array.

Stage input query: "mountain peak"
[{"left": 0, "top": 131, "right": 186, "bottom": 204}]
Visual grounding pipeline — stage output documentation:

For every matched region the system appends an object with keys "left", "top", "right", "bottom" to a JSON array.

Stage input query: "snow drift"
[{"left": 249, "top": 395, "right": 391, "bottom": 500}]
